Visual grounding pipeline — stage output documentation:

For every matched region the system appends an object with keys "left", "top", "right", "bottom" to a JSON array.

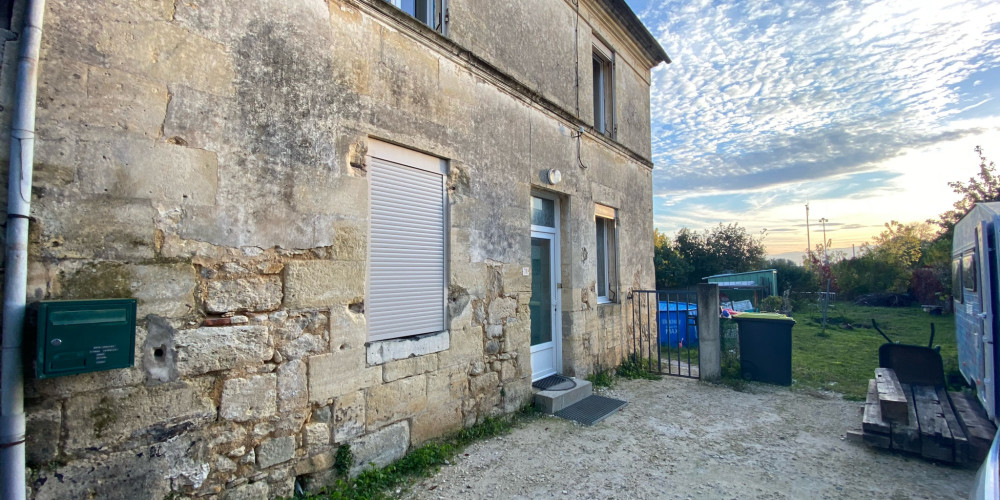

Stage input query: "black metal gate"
[{"left": 628, "top": 289, "right": 699, "bottom": 378}]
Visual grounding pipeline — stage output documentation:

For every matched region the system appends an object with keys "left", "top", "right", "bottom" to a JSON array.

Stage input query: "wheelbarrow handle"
[{"left": 871, "top": 319, "right": 893, "bottom": 343}]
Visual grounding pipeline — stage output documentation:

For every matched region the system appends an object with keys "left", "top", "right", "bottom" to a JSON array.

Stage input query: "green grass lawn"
[{"left": 787, "top": 301, "right": 960, "bottom": 400}]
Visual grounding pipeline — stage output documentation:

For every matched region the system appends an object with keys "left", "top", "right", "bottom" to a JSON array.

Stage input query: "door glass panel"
[
  {"left": 530, "top": 238, "right": 552, "bottom": 346},
  {"left": 531, "top": 197, "right": 555, "bottom": 228}
]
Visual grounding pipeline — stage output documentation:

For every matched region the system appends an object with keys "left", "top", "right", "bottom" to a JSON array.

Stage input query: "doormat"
[
  {"left": 555, "top": 395, "right": 627, "bottom": 426},
  {"left": 532, "top": 374, "right": 577, "bottom": 391}
]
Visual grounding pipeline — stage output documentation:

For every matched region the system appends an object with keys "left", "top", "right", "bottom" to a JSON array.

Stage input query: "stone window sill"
[{"left": 365, "top": 330, "right": 450, "bottom": 366}]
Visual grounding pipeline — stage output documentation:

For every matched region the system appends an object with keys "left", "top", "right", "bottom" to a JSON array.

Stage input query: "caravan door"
[{"left": 978, "top": 220, "right": 998, "bottom": 421}]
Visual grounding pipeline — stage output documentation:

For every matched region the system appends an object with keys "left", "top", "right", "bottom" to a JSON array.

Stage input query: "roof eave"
[{"left": 601, "top": 0, "right": 671, "bottom": 66}]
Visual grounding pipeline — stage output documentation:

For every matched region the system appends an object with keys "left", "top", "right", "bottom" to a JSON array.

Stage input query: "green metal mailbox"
[{"left": 34, "top": 299, "right": 137, "bottom": 379}]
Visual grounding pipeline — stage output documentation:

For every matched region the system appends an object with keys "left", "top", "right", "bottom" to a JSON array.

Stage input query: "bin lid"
[
  {"left": 658, "top": 301, "right": 697, "bottom": 312},
  {"left": 732, "top": 312, "right": 796, "bottom": 324}
]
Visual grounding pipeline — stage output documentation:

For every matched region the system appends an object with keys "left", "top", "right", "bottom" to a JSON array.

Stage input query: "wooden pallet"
[{"left": 858, "top": 369, "right": 996, "bottom": 464}]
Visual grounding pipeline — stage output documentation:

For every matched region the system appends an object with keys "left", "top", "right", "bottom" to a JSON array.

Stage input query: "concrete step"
[{"left": 533, "top": 377, "right": 592, "bottom": 414}]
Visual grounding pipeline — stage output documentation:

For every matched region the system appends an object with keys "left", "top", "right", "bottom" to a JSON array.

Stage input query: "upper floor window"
[
  {"left": 384, "top": 0, "right": 447, "bottom": 33},
  {"left": 592, "top": 38, "right": 615, "bottom": 137},
  {"left": 0, "top": 0, "right": 12, "bottom": 31}
]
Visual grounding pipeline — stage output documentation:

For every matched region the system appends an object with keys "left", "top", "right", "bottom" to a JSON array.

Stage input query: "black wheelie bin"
[{"left": 733, "top": 312, "right": 796, "bottom": 386}]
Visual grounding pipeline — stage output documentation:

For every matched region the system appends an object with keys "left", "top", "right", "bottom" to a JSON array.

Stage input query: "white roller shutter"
[{"left": 367, "top": 141, "right": 447, "bottom": 341}]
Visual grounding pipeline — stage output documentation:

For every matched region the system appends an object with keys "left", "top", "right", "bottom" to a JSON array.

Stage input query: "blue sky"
[{"left": 625, "top": 0, "right": 1000, "bottom": 258}]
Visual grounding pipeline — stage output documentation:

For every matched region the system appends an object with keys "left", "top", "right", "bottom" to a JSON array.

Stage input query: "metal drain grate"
[
  {"left": 532, "top": 375, "right": 576, "bottom": 391},
  {"left": 554, "top": 395, "right": 627, "bottom": 426}
]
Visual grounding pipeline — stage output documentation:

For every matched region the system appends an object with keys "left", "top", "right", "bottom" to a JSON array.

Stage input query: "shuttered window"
[
  {"left": 593, "top": 37, "right": 615, "bottom": 138},
  {"left": 595, "top": 203, "right": 618, "bottom": 303},
  {"left": 367, "top": 140, "right": 447, "bottom": 341}
]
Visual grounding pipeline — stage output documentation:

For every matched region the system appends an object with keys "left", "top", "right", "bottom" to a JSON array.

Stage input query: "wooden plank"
[
  {"left": 875, "top": 368, "right": 908, "bottom": 423},
  {"left": 890, "top": 384, "right": 922, "bottom": 454},
  {"left": 950, "top": 391, "right": 999, "bottom": 462},
  {"left": 862, "top": 429, "right": 892, "bottom": 449},
  {"left": 845, "top": 429, "right": 866, "bottom": 444},
  {"left": 935, "top": 386, "right": 970, "bottom": 463},
  {"left": 863, "top": 379, "right": 891, "bottom": 435},
  {"left": 912, "top": 385, "right": 954, "bottom": 462}
]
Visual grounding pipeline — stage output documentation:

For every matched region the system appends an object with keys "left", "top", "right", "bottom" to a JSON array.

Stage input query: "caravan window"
[
  {"left": 963, "top": 253, "right": 977, "bottom": 292},
  {"left": 952, "top": 257, "right": 963, "bottom": 303}
]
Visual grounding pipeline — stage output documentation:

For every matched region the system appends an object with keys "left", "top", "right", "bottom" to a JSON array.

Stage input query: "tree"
[
  {"left": 706, "top": 223, "right": 768, "bottom": 273},
  {"left": 917, "top": 236, "right": 951, "bottom": 302},
  {"left": 767, "top": 258, "right": 819, "bottom": 295},
  {"left": 673, "top": 227, "right": 709, "bottom": 284},
  {"left": 868, "top": 221, "right": 928, "bottom": 268},
  {"left": 921, "top": 146, "right": 997, "bottom": 303},
  {"left": 936, "top": 146, "right": 1000, "bottom": 235},
  {"left": 831, "top": 253, "right": 885, "bottom": 298},
  {"left": 653, "top": 229, "right": 690, "bottom": 289},
  {"left": 832, "top": 220, "right": 938, "bottom": 297},
  {"left": 672, "top": 223, "right": 767, "bottom": 284}
]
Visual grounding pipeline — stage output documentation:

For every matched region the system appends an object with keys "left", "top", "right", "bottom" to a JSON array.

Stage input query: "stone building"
[{"left": 0, "top": 0, "right": 668, "bottom": 497}]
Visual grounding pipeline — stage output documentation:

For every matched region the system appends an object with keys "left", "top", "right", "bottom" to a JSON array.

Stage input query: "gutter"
[{"left": 2, "top": 1, "right": 45, "bottom": 499}]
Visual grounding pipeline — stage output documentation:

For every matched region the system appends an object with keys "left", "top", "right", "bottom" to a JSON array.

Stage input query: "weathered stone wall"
[{"left": 0, "top": 0, "right": 658, "bottom": 498}]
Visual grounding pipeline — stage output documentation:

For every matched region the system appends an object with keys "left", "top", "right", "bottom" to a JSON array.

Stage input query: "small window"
[
  {"left": 592, "top": 39, "right": 614, "bottom": 137},
  {"left": 952, "top": 256, "right": 963, "bottom": 304},
  {"left": 0, "top": 0, "right": 13, "bottom": 31},
  {"left": 367, "top": 140, "right": 448, "bottom": 341},
  {"left": 595, "top": 204, "right": 618, "bottom": 303},
  {"left": 963, "top": 253, "right": 977, "bottom": 292},
  {"left": 531, "top": 197, "right": 555, "bottom": 227},
  {"left": 384, "top": 0, "right": 446, "bottom": 32}
]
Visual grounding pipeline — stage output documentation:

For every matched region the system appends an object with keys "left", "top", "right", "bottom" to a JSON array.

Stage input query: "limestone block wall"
[{"left": 0, "top": 0, "right": 659, "bottom": 498}]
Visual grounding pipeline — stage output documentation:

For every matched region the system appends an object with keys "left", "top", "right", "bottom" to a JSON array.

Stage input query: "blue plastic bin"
[{"left": 658, "top": 301, "right": 699, "bottom": 347}]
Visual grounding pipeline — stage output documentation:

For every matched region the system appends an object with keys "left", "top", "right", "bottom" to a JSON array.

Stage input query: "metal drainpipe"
[{"left": 2, "top": 1, "right": 45, "bottom": 499}]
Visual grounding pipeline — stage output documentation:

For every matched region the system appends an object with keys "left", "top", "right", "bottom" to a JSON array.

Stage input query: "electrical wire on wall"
[
  {"left": 576, "top": 1, "right": 582, "bottom": 116},
  {"left": 572, "top": 127, "right": 589, "bottom": 170},
  {"left": 570, "top": 0, "right": 588, "bottom": 171}
]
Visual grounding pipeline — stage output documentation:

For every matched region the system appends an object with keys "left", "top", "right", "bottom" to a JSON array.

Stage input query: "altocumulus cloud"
[{"left": 638, "top": 0, "right": 1000, "bottom": 203}]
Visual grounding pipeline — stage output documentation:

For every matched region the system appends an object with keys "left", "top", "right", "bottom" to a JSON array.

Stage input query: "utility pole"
[
  {"left": 818, "top": 217, "right": 830, "bottom": 332},
  {"left": 805, "top": 203, "right": 811, "bottom": 270},
  {"left": 819, "top": 217, "right": 829, "bottom": 263}
]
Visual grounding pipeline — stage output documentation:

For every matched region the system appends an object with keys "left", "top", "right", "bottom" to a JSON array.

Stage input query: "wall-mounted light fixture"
[{"left": 546, "top": 169, "right": 562, "bottom": 185}]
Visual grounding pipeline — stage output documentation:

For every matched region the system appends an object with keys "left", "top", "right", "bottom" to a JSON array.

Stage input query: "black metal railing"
[{"left": 628, "top": 289, "right": 699, "bottom": 379}]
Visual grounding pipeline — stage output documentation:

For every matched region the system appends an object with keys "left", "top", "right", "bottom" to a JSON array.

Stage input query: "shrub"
[
  {"left": 760, "top": 295, "right": 783, "bottom": 312},
  {"left": 910, "top": 267, "right": 945, "bottom": 304}
]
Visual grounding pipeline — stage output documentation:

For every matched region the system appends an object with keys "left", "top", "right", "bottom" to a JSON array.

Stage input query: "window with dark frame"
[
  {"left": 595, "top": 204, "right": 618, "bottom": 303},
  {"left": 963, "top": 253, "right": 976, "bottom": 292},
  {"left": 592, "top": 39, "right": 614, "bottom": 137},
  {"left": 952, "top": 256, "right": 963, "bottom": 303},
  {"left": 0, "top": 0, "right": 13, "bottom": 31},
  {"left": 383, "top": 0, "right": 446, "bottom": 33}
]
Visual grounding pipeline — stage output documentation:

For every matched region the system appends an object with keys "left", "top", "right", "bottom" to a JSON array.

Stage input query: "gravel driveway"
[{"left": 403, "top": 376, "right": 977, "bottom": 499}]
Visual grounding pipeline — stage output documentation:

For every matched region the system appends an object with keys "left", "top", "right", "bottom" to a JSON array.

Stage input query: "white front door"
[{"left": 530, "top": 195, "right": 561, "bottom": 381}]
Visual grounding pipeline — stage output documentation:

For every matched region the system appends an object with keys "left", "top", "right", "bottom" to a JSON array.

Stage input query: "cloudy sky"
[{"left": 625, "top": 0, "right": 1000, "bottom": 259}]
